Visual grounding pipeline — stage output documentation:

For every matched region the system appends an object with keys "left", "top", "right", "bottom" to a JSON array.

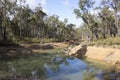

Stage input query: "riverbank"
[
  {"left": 68, "top": 44, "right": 120, "bottom": 70},
  {"left": 85, "top": 46, "right": 120, "bottom": 68},
  {"left": 0, "top": 42, "right": 120, "bottom": 79},
  {"left": 0, "top": 42, "right": 68, "bottom": 59},
  {"left": 0, "top": 42, "right": 120, "bottom": 69}
]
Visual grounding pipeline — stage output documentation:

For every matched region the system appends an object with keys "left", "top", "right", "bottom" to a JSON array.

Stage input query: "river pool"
[{"left": 0, "top": 53, "right": 119, "bottom": 80}]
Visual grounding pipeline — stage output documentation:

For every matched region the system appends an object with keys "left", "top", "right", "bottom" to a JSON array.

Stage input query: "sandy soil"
[
  {"left": 69, "top": 45, "right": 120, "bottom": 69},
  {"left": 86, "top": 46, "right": 120, "bottom": 65},
  {"left": 21, "top": 43, "right": 68, "bottom": 49}
]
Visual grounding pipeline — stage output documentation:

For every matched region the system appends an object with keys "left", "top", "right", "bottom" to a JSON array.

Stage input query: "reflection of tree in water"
[
  {"left": 103, "top": 70, "right": 120, "bottom": 80},
  {"left": 0, "top": 52, "right": 120, "bottom": 80},
  {"left": 0, "top": 52, "right": 73, "bottom": 79},
  {"left": 45, "top": 56, "right": 74, "bottom": 72},
  {"left": 83, "top": 61, "right": 120, "bottom": 80},
  {"left": 83, "top": 67, "right": 120, "bottom": 80},
  {"left": 0, "top": 53, "right": 53, "bottom": 79},
  {"left": 83, "top": 65, "right": 120, "bottom": 80}
]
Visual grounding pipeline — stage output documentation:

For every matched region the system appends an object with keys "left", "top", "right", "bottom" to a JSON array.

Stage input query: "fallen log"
[{"left": 68, "top": 44, "right": 87, "bottom": 58}]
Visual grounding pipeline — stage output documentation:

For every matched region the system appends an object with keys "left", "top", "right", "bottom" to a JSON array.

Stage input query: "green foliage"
[
  {"left": 74, "top": 0, "right": 120, "bottom": 41},
  {"left": 88, "top": 37, "right": 120, "bottom": 46},
  {"left": 0, "top": 0, "right": 76, "bottom": 43},
  {"left": 23, "top": 38, "right": 57, "bottom": 43}
]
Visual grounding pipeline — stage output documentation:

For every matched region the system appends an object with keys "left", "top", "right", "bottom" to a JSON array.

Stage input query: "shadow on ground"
[
  {"left": 0, "top": 42, "right": 66, "bottom": 59},
  {"left": 28, "top": 44, "right": 54, "bottom": 50},
  {"left": 0, "top": 44, "right": 32, "bottom": 59}
]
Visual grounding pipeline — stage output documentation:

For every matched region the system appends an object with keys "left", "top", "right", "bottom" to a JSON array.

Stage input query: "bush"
[
  {"left": 29, "top": 38, "right": 57, "bottom": 43},
  {"left": 88, "top": 37, "right": 120, "bottom": 46}
]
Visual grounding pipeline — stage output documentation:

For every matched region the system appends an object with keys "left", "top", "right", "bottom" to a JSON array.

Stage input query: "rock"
[
  {"left": 68, "top": 44, "right": 87, "bottom": 58},
  {"left": 68, "top": 45, "right": 82, "bottom": 55}
]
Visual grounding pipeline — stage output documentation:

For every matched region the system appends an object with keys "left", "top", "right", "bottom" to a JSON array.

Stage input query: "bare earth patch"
[
  {"left": 69, "top": 45, "right": 120, "bottom": 69},
  {"left": 86, "top": 46, "right": 120, "bottom": 66},
  {"left": 28, "top": 42, "right": 69, "bottom": 53},
  {"left": 24, "top": 42, "right": 69, "bottom": 50},
  {"left": 0, "top": 42, "right": 69, "bottom": 58}
]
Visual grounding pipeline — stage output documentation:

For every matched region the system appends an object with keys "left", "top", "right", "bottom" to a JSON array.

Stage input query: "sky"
[
  {"left": 25, "top": 0, "right": 102, "bottom": 27},
  {"left": 26, "top": 0, "right": 83, "bottom": 27}
]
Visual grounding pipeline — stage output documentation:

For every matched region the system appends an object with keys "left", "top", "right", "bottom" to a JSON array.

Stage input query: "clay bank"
[{"left": 68, "top": 45, "right": 120, "bottom": 69}]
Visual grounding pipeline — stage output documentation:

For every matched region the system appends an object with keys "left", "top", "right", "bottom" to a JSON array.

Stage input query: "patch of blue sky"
[{"left": 25, "top": 0, "right": 102, "bottom": 27}]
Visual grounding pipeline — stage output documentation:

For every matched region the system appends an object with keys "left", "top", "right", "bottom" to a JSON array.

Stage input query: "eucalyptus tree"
[
  {"left": 0, "top": 3, "right": 3, "bottom": 40},
  {"left": 0, "top": 0, "right": 17, "bottom": 41},
  {"left": 44, "top": 15, "right": 59, "bottom": 38},
  {"left": 33, "top": 5, "right": 46, "bottom": 38},
  {"left": 12, "top": 1, "right": 46, "bottom": 39},
  {"left": 87, "top": 14, "right": 100, "bottom": 40},
  {"left": 44, "top": 15, "right": 75, "bottom": 41},
  {"left": 74, "top": 27, "right": 84, "bottom": 39},
  {"left": 74, "top": 0, "right": 95, "bottom": 41},
  {"left": 56, "top": 19, "right": 75, "bottom": 41},
  {"left": 16, "top": 0, "right": 26, "bottom": 40},
  {"left": 75, "top": 23, "right": 88, "bottom": 40},
  {"left": 111, "top": 0, "right": 120, "bottom": 35},
  {"left": 101, "top": 0, "right": 120, "bottom": 35},
  {"left": 22, "top": 5, "right": 33, "bottom": 38},
  {"left": 98, "top": 6, "right": 117, "bottom": 38},
  {"left": 12, "top": 5, "right": 33, "bottom": 38},
  {"left": 65, "top": 23, "right": 75, "bottom": 40},
  {"left": 99, "top": 0, "right": 119, "bottom": 38},
  {"left": 112, "top": 0, "right": 118, "bottom": 27},
  {"left": 56, "top": 19, "right": 68, "bottom": 41}
]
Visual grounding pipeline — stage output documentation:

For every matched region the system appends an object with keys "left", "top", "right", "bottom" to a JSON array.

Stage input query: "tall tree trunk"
[
  {"left": 103, "top": 27, "right": 106, "bottom": 39},
  {"left": 115, "top": 10, "right": 118, "bottom": 35},
  {"left": 20, "top": 26, "right": 22, "bottom": 40},
  {"left": 113, "top": 0, "right": 119, "bottom": 35},
  {"left": 0, "top": 7, "right": 3, "bottom": 36},
  {"left": 3, "top": 0, "right": 7, "bottom": 41},
  {"left": 0, "top": 19, "right": 2, "bottom": 39},
  {"left": 3, "top": 27, "right": 7, "bottom": 41}
]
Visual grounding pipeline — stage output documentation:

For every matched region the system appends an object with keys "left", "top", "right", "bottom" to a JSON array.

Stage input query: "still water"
[{"left": 0, "top": 53, "right": 120, "bottom": 80}]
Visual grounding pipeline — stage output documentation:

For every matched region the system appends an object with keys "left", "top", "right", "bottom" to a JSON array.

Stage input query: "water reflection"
[
  {"left": 45, "top": 57, "right": 87, "bottom": 80},
  {"left": 0, "top": 53, "right": 120, "bottom": 80}
]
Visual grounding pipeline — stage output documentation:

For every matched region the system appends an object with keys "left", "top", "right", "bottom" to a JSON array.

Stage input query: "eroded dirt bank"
[
  {"left": 86, "top": 46, "right": 120, "bottom": 65},
  {"left": 0, "top": 42, "right": 68, "bottom": 58},
  {"left": 69, "top": 45, "right": 120, "bottom": 69}
]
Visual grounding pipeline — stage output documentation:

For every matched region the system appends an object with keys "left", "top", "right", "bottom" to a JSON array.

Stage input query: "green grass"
[
  {"left": 19, "top": 38, "right": 58, "bottom": 43},
  {"left": 88, "top": 37, "right": 120, "bottom": 46}
]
